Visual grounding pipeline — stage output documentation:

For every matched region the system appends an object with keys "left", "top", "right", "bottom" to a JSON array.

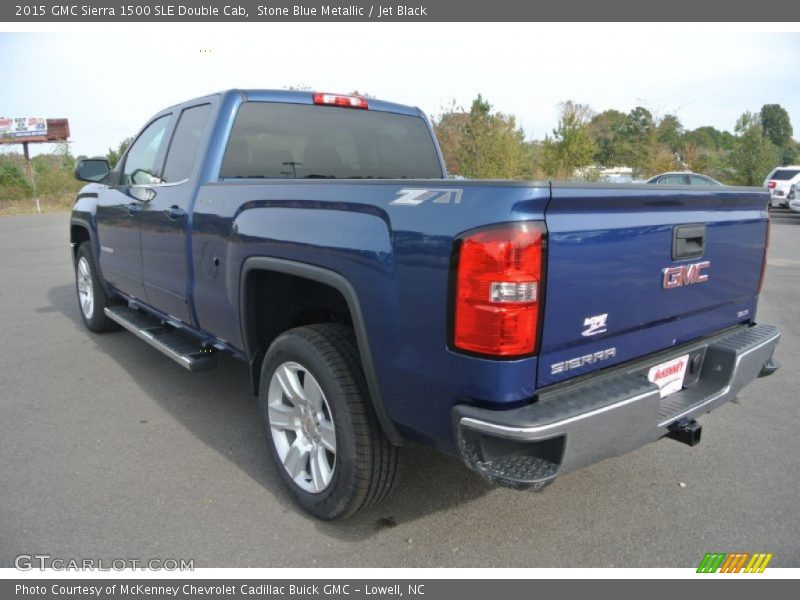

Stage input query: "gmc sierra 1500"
[{"left": 71, "top": 89, "right": 780, "bottom": 519}]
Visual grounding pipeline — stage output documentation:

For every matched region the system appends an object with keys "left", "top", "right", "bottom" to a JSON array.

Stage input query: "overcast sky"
[{"left": 1, "top": 25, "right": 799, "bottom": 157}]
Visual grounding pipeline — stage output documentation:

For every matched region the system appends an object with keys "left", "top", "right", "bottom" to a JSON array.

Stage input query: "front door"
[{"left": 95, "top": 114, "right": 172, "bottom": 300}]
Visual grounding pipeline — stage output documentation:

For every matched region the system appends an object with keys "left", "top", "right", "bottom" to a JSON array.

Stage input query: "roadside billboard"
[
  {"left": 0, "top": 117, "right": 48, "bottom": 139},
  {"left": 0, "top": 118, "right": 68, "bottom": 144}
]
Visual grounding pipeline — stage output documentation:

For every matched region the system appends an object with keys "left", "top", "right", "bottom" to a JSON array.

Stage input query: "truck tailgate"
[{"left": 537, "top": 184, "right": 769, "bottom": 388}]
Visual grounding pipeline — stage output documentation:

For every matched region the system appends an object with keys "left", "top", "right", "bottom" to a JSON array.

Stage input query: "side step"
[{"left": 105, "top": 306, "right": 216, "bottom": 372}]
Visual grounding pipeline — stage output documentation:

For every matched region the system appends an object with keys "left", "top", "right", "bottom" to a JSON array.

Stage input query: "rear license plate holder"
[{"left": 647, "top": 354, "right": 690, "bottom": 398}]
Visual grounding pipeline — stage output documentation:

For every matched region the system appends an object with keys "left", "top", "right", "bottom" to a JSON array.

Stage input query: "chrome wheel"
[
  {"left": 267, "top": 361, "right": 336, "bottom": 493},
  {"left": 77, "top": 256, "right": 94, "bottom": 320}
]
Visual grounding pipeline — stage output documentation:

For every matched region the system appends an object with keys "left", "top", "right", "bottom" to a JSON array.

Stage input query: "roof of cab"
[
  {"left": 165, "top": 90, "right": 424, "bottom": 119},
  {"left": 239, "top": 89, "right": 423, "bottom": 117}
]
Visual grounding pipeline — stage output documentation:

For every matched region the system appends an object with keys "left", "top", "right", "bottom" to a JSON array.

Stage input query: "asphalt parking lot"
[{"left": 1, "top": 211, "right": 798, "bottom": 568}]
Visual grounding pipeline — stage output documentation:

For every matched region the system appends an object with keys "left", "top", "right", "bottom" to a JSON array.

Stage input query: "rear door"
[
  {"left": 536, "top": 184, "right": 768, "bottom": 388},
  {"left": 95, "top": 114, "right": 172, "bottom": 300},
  {"left": 140, "top": 103, "right": 212, "bottom": 324}
]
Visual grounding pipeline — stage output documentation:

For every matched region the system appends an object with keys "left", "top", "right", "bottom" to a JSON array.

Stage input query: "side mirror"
[{"left": 74, "top": 158, "right": 110, "bottom": 183}]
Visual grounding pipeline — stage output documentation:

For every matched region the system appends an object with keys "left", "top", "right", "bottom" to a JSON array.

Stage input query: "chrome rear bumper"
[{"left": 453, "top": 324, "right": 780, "bottom": 488}]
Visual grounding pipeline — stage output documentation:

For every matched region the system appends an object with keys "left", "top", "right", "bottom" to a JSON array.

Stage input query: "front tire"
[
  {"left": 74, "top": 242, "right": 120, "bottom": 333},
  {"left": 259, "top": 324, "right": 398, "bottom": 520}
]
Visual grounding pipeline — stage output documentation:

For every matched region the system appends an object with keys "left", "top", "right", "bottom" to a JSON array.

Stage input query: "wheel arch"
[
  {"left": 240, "top": 257, "right": 404, "bottom": 445},
  {"left": 71, "top": 217, "right": 116, "bottom": 298},
  {"left": 70, "top": 218, "right": 93, "bottom": 263}
]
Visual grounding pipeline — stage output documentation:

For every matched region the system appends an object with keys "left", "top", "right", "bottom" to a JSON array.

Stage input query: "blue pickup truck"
[{"left": 71, "top": 90, "right": 780, "bottom": 519}]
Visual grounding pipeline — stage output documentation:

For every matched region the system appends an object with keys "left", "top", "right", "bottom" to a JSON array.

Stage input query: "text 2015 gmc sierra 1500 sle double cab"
[{"left": 70, "top": 90, "right": 780, "bottom": 519}]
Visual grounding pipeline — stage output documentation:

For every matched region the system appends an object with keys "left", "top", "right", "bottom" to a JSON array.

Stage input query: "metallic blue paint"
[
  {"left": 538, "top": 185, "right": 768, "bottom": 387},
  {"left": 70, "top": 91, "right": 771, "bottom": 455},
  {"left": 191, "top": 180, "right": 549, "bottom": 450}
]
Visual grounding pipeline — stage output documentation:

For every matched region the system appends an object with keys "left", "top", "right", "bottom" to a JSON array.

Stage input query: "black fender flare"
[
  {"left": 240, "top": 256, "right": 404, "bottom": 446},
  {"left": 70, "top": 216, "right": 115, "bottom": 297},
  {"left": 69, "top": 216, "right": 93, "bottom": 258}
]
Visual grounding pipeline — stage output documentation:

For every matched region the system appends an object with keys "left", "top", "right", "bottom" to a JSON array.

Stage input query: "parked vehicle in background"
[
  {"left": 764, "top": 166, "right": 800, "bottom": 208},
  {"left": 602, "top": 175, "right": 634, "bottom": 184},
  {"left": 645, "top": 172, "right": 722, "bottom": 186},
  {"left": 788, "top": 184, "right": 800, "bottom": 213},
  {"left": 69, "top": 89, "right": 779, "bottom": 520}
]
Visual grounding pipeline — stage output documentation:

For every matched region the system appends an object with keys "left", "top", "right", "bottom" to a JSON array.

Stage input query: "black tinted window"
[
  {"left": 771, "top": 169, "right": 800, "bottom": 180},
  {"left": 220, "top": 102, "right": 442, "bottom": 180},
  {"left": 163, "top": 104, "right": 211, "bottom": 183}
]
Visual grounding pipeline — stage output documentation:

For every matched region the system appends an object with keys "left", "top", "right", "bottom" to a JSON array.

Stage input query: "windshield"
[{"left": 220, "top": 102, "right": 443, "bottom": 180}]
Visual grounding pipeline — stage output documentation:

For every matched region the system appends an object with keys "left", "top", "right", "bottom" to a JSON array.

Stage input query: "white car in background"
[
  {"left": 764, "top": 166, "right": 800, "bottom": 208},
  {"left": 788, "top": 184, "right": 800, "bottom": 213}
]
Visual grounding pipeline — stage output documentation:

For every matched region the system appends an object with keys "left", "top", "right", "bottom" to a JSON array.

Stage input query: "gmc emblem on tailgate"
[{"left": 662, "top": 261, "right": 710, "bottom": 289}]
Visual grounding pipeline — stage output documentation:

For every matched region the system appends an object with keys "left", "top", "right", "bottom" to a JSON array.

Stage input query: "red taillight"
[
  {"left": 758, "top": 217, "right": 771, "bottom": 294},
  {"left": 768, "top": 181, "right": 776, "bottom": 189},
  {"left": 454, "top": 222, "right": 545, "bottom": 357},
  {"left": 313, "top": 92, "right": 368, "bottom": 109}
]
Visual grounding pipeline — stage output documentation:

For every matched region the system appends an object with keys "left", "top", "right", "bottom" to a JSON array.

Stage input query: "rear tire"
[
  {"left": 74, "top": 242, "right": 120, "bottom": 333},
  {"left": 259, "top": 324, "right": 398, "bottom": 520}
]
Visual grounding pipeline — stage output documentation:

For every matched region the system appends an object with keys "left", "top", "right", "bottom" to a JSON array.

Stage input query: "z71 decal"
[{"left": 389, "top": 188, "right": 463, "bottom": 206}]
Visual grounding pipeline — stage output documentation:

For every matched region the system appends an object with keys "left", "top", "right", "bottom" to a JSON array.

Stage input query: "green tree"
[
  {"left": 683, "top": 126, "right": 736, "bottom": 152},
  {"left": 589, "top": 109, "right": 632, "bottom": 166},
  {"left": 735, "top": 111, "right": 759, "bottom": 134},
  {"left": 32, "top": 151, "right": 81, "bottom": 199},
  {"left": 731, "top": 115, "right": 780, "bottom": 185},
  {"left": 625, "top": 107, "right": 659, "bottom": 175},
  {"left": 627, "top": 107, "right": 655, "bottom": 139},
  {"left": 718, "top": 130, "right": 736, "bottom": 151},
  {"left": 106, "top": 137, "right": 133, "bottom": 168},
  {"left": 683, "top": 127, "right": 717, "bottom": 150},
  {"left": 0, "top": 160, "right": 33, "bottom": 200},
  {"left": 656, "top": 114, "right": 683, "bottom": 153},
  {"left": 687, "top": 147, "right": 734, "bottom": 183},
  {"left": 541, "top": 100, "right": 596, "bottom": 178},
  {"left": 432, "top": 101, "right": 469, "bottom": 175},
  {"left": 456, "top": 95, "right": 531, "bottom": 179},
  {"left": 779, "top": 142, "right": 798, "bottom": 166},
  {"left": 760, "top": 104, "right": 793, "bottom": 148}
]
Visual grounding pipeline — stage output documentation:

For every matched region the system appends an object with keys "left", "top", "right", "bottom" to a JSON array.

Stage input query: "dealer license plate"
[{"left": 647, "top": 354, "right": 689, "bottom": 398}]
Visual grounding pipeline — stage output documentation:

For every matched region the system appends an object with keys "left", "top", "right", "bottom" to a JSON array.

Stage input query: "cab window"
[
  {"left": 163, "top": 104, "right": 211, "bottom": 183},
  {"left": 122, "top": 115, "right": 171, "bottom": 186},
  {"left": 220, "top": 102, "right": 443, "bottom": 180}
]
